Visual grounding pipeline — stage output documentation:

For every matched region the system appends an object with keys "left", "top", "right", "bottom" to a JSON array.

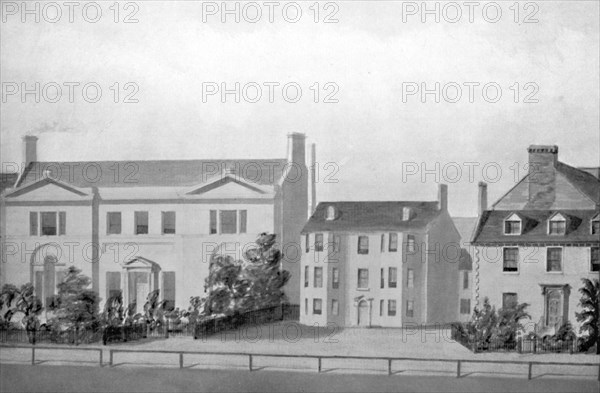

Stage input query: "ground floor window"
[
  {"left": 406, "top": 300, "right": 414, "bottom": 317},
  {"left": 388, "top": 300, "right": 396, "bottom": 316},
  {"left": 591, "top": 247, "right": 600, "bottom": 272},
  {"left": 460, "top": 299, "right": 471, "bottom": 314},
  {"left": 502, "top": 292, "right": 518, "bottom": 308},
  {"left": 331, "top": 299, "right": 339, "bottom": 316},
  {"left": 313, "top": 298, "right": 322, "bottom": 315}
]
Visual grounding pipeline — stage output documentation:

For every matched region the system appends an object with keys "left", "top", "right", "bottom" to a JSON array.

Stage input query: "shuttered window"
[{"left": 106, "top": 272, "right": 121, "bottom": 300}]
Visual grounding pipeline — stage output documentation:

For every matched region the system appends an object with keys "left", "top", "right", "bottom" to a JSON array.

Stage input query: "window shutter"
[
  {"left": 30, "top": 212, "right": 38, "bottom": 236},
  {"left": 58, "top": 212, "right": 66, "bottom": 235},
  {"left": 163, "top": 272, "right": 176, "bottom": 311}
]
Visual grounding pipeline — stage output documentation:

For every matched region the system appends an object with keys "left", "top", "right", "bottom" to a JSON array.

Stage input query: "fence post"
[
  {"left": 317, "top": 357, "right": 322, "bottom": 373},
  {"left": 528, "top": 362, "right": 533, "bottom": 380},
  {"left": 31, "top": 347, "right": 35, "bottom": 365},
  {"left": 388, "top": 359, "right": 392, "bottom": 376},
  {"left": 248, "top": 354, "right": 253, "bottom": 371},
  {"left": 456, "top": 360, "right": 461, "bottom": 378},
  {"left": 179, "top": 352, "right": 184, "bottom": 369}
]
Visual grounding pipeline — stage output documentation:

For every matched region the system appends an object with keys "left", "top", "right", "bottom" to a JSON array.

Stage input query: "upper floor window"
[
  {"left": 239, "top": 210, "right": 247, "bottom": 233},
  {"left": 407, "top": 268, "right": 414, "bottom": 288},
  {"left": 380, "top": 234, "right": 385, "bottom": 253},
  {"left": 135, "top": 211, "right": 149, "bottom": 235},
  {"left": 388, "top": 267, "right": 397, "bottom": 288},
  {"left": 332, "top": 268, "right": 339, "bottom": 289},
  {"left": 357, "top": 268, "right": 369, "bottom": 289},
  {"left": 304, "top": 266, "right": 309, "bottom": 287},
  {"left": 504, "top": 213, "right": 522, "bottom": 235},
  {"left": 591, "top": 215, "right": 599, "bottom": 235},
  {"left": 162, "top": 211, "right": 176, "bottom": 235},
  {"left": 209, "top": 209, "right": 247, "bottom": 234},
  {"left": 591, "top": 247, "right": 600, "bottom": 272},
  {"left": 380, "top": 268, "right": 384, "bottom": 288},
  {"left": 406, "top": 235, "right": 416, "bottom": 253},
  {"left": 389, "top": 233, "right": 398, "bottom": 252},
  {"left": 357, "top": 236, "right": 369, "bottom": 255},
  {"left": 315, "top": 233, "right": 324, "bottom": 252},
  {"left": 546, "top": 248, "right": 562, "bottom": 272},
  {"left": 548, "top": 213, "right": 566, "bottom": 235},
  {"left": 402, "top": 207, "right": 411, "bottom": 221},
  {"left": 305, "top": 234, "right": 310, "bottom": 253},
  {"left": 220, "top": 210, "right": 237, "bottom": 234},
  {"left": 333, "top": 235, "right": 341, "bottom": 252},
  {"left": 325, "top": 206, "right": 336, "bottom": 220},
  {"left": 503, "top": 248, "right": 519, "bottom": 272},
  {"left": 209, "top": 210, "right": 217, "bottom": 234},
  {"left": 314, "top": 267, "right": 323, "bottom": 288},
  {"left": 460, "top": 299, "right": 471, "bottom": 314},
  {"left": 30, "top": 211, "right": 66, "bottom": 236},
  {"left": 107, "top": 212, "right": 121, "bottom": 235}
]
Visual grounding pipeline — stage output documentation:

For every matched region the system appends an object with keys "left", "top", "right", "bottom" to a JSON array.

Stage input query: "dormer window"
[
  {"left": 504, "top": 213, "right": 522, "bottom": 235},
  {"left": 548, "top": 213, "right": 566, "bottom": 235},
  {"left": 325, "top": 206, "right": 336, "bottom": 221},
  {"left": 592, "top": 214, "right": 599, "bottom": 235},
  {"left": 402, "top": 207, "right": 412, "bottom": 221}
]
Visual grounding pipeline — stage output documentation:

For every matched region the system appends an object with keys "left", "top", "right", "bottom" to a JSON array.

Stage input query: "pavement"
[{"left": 1, "top": 364, "right": 598, "bottom": 393}]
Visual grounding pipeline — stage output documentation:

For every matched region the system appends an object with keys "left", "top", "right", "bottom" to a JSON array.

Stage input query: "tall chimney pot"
[
  {"left": 478, "top": 181, "right": 488, "bottom": 215},
  {"left": 438, "top": 184, "right": 448, "bottom": 211}
]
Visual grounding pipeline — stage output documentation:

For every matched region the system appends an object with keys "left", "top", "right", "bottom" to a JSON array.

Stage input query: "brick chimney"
[
  {"left": 478, "top": 181, "right": 488, "bottom": 215},
  {"left": 22, "top": 135, "right": 38, "bottom": 168},
  {"left": 527, "top": 145, "right": 558, "bottom": 208},
  {"left": 438, "top": 184, "right": 448, "bottom": 211}
]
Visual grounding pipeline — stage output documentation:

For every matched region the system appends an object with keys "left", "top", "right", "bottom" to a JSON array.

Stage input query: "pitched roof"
[
  {"left": 15, "top": 159, "right": 288, "bottom": 188},
  {"left": 452, "top": 217, "right": 478, "bottom": 244},
  {"left": 301, "top": 201, "right": 442, "bottom": 233},
  {"left": 472, "top": 209, "right": 600, "bottom": 245},
  {"left": 555, "top": 161, "right": 600, "bottom": 203}
]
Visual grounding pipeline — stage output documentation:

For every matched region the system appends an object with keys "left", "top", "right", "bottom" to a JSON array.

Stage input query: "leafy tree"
[
  {"left": 53, "top": 266, "right": 99, "bottom": 343},
  {"left": 575, "top": 278, "right": 599, "bottom": 354},
  {"left": 101, "top": 291, "right": 124, "bottom": 327},
  {"left": 0, "top": 283, "right": 43, "bottom": 337},
  {"left": 466, "top": 297, "right": 498, "bottom": 348},
  {"left": 493, "top": 301, "right": 530, "bottom": 345},
  {"left": 204, "top": 255, "right": 249, "bottom": 315}
]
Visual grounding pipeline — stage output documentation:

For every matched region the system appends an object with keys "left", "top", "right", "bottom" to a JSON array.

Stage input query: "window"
[
  {"left": 592, "top": 218, "right": 599, "bottom": 235},
  {"left": 315, "top": 233, "right": 324, "bottom": 252},
  {"left": 547, "top": 248, "right": 562, "bottom": 272},
  {"left": 406, "top": 300, "right": 414, "bottom": 317},
  {"left": 503, "top": 248, "right": 519, "bottom": 272},
  {"left": 380, "top": 234, "right": 385, "bottom": 253},
  {"left": 331, "top": 299, "right": 339, "bottom": 316},
  {"left": 463, "top": 271, "right": 469, "bottom": 289},
  {"left": 107, "top": 212, "right": 121, "bottom": 235},
  {"left": 326, "top": 206, "right": 336, "bottom": 220},
  {"left": 58, "top": 212, "right": 66, "bottom": 235},
  {"left": 106, "top": 272, "right": 121, "bottom": 300},
  {"left": 389, "top": 233, "right": 398, "bottom": 252},
  {"left": 305, "top": 234, "right": 310, "bottom": 253},
  {"left": 388, "top": 267, "right": 397, "bottom": 288},
  {"left": 357, "top": 268, "right": 369, "bottom": 289},
  {"left": 548, "top": 214, "right": 566, "bottom": 235},
  {"left": 239, "top": 210, "right": 247, "bottom": 233},
  {"left": 591, "top": 247, "right": 600, "bottom": 272},
  {"left": 333, "top": 235, "right": 341, "bottom": 252},
  {"left": 162, "top": 211, "right": 176, "bottom": 234},
  {"left": 313, "top": 299, "right": 322, "bottom": 315},
  {"left": 29, "top": 212, "right": 38, "bottom": 236},
  {"left": 163, "top": 272, "right": 176, "bottom": 311},
  {"left": 388, "top": 300, "right": 397, "bottom": 316},
  {"left": 379, "top": 300, "right": 384, "bottom": 316},
  {"left": 209, "top": 210, "right": 217, "bottom": 234},
  {"left": 332, "top": 268, "right": 339, "bottom": 289},
  {"left": 504, "top": 218, "right": 521, "bottom": 235},
  {"left": 40, "top": 212, "right": 57, "bottom": 236},
  {"left": 304, "top": 266, "right": 309, "bottom": 287},
  {"left": 407, "top": 235, "right": 415, "bottom": 253},
  {"left": 220, "top": 210, "right": 237, "bottom": 234},
  {"left": 314, "top": 267, "right": 323, "bottom": 288},
  {"left": 407, "top": 269, "right": 414, "bottom": 288},
  {"left": 358, "top": 236, "right": 369, "bottom": 254},
  {"left": 460, "top": 299, "right": 471, "bottom": 314},
  {"left": 134, "top": 211, "right": 148, "bottom": 235},
  {"left": 380, "top": 268, "right": 384, "bottom": 288},
  {"left": 402, "top": 207, "right": 411, "bottom": 221},
  {"left": 502, "top": 293, "right": 518, "bottom": 309},
  {"left": 304, "top": 298, "right": 308, "bottom": 315}
]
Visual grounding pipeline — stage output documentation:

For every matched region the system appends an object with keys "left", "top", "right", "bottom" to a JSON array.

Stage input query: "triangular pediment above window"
[
  {"left": 186, "top": 176, "right": 268, "bottom": 197},
  {"left": 549, "top": 212, "right": 566, "bottom": 221},
  {"left": 4, "top": 178, "right": 89, "bottom": 201},
  {"left": 504, "top": 213, "right": 522, "bottom": 222},
  {"left": 122, "top": 257, "right": 161, "bottom": 271}
]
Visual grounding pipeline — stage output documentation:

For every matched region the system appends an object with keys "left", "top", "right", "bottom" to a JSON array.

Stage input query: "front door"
[
  {"left": 136, "top": 282, "right": 149, "bottom": 314},
  {"left": 546, "top": 290, "right": 562, "bottom": 327},
  {"left": 358, "top": 301, "right": 369, "bottom": 326}
]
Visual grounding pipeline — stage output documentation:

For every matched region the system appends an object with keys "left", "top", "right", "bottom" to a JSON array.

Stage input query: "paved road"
[{"left": 0, "top": 364, "right": 598, "bottom": 393}]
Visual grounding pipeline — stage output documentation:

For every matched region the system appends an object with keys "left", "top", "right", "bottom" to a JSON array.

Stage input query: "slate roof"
[
  {"left": 14, "top": 159, "right": 288, "bottom": 188},
  {"left": 0, "top": 173, "right": 18, "bottom": 194},
  {"left": 472, "top": 209, "right": 600, "bottom": 245},
  {"left": 555, "top": 162, "right": 600, "bottom": 203},
  {"left": 301, "top": 201, "right": 442, "bottom": 233}
]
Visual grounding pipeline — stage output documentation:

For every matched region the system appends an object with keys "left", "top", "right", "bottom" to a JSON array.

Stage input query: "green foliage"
[
  {"left": 493, "top": 301, "right": 531, "bottom": 344},
  {"left": 204, "top": 233, "right": 289, "bottom": 316},
  {"left": 53, "top": 266, "right": 99, "bottom": 330},
  {"left": 0, "top": 283, "right": 43, "bottom": 329},
  {"left": 575, "top": 278, "right": 599, "bottom": 353},
  {"left": 101, "top": 291, "right": 124, "bottom": 326}
]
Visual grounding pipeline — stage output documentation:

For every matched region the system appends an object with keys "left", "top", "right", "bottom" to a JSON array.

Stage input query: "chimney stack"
[
  {"left": 287, "top": 133, "right": 306, "bottom": 167},
  {"left": 310, "top": 143, "right": 317, "bottom": 215},
  {"left": 527, "top": 145, "right": 558, "bottom": 208},
  {"left": 478, "top": 181, "right": 488, "bottom": 215},
  {"left": 22, "top": 135, "right": 38, "bottom": 168},
  {"left": 438, "top": 184, "right": 448, "bottom": 211}
]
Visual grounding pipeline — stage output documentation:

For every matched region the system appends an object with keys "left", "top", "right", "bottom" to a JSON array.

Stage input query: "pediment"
[
  {"left": 186, "top": 176, "right": 268, "bottom": 198},
  {"left": 4, "top": 178, "right": 89, "bottom": 201},
  {"left": 549, "top": 212, "right": 566, "bottom": 221},
  {"left": 504, "top": 213, "right": 522, "bottom": 222},
  {"left": 122, "top": 257, "right": 161, "bottom": 271}
]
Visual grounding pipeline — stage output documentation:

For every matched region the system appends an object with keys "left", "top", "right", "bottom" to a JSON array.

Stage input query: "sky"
[{"left": 1, "top": 0, "right": 599, "bottom": 217}]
